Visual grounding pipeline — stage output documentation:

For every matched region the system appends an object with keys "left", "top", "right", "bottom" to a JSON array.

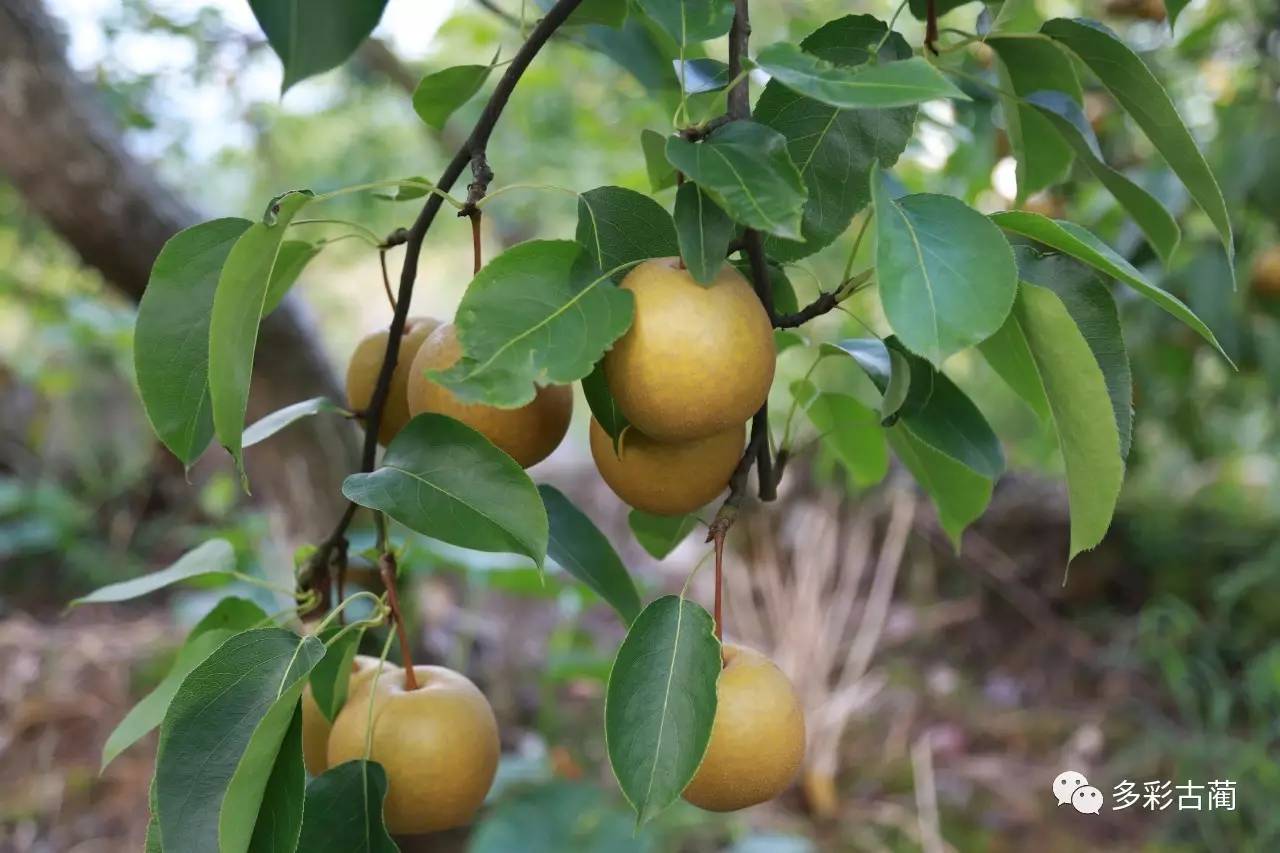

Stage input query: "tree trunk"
[{"left": 0, "top": 0, "right": 359, "bottom": 540}]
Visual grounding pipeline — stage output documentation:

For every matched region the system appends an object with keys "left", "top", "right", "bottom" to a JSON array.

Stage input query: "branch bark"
[{"left": 0, "top": 0, "right": 358, "bottom": 539}]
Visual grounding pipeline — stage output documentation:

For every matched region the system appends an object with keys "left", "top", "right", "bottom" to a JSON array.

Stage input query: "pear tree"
[{"left": 73, "top": 0, "right": 1237, "bottom": 847}]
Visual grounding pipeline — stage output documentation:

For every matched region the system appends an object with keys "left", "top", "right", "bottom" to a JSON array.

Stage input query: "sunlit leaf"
[
  {"left": 754, "top": 16, "right": 917, "bottom": 261},
  {"left": 431, "top": 240, "right": 636, "bottom": 407},
  {"left": 540, "top": 485, "right": 643, "bottom": 624},
  {"left": 413, "top": 64, "right": 492, "bottom": 130},
  {"left": 606, "top": 596, "right": 719, "bottom": 824},
  {"left": 101, "top": 598, "right": 267, "bottom": 769},
  {"left": 242, "top": 397, "right": 347, "bottom": 449},
  {"left": 888, "top": 426, "right": 992, "bottom": 548},
  {"left": 673, "top": 183, "right": 735, "bottom": 284},
  {"left": 802, "top": 392, "right": 888, "bottom": 486},
  {"left": 73, "top": 539, "right": 236, "bottom": 605},
  {"left": 262, "top": 240, "right": 321, "bottom": 315},
  {"left": 1042, "top": 17, "right": 1233, "bottom": 277},
  {"left": 987, "top": 36, "right": 1080, "bottom": 199},
  {"left": 673, "top": 58, "right": 730, "bottom": 94},
  {"left": 628, "top": 511, "right": 698, "bottom": 560},
  {"left": 135, "top": 218, "right": 250, "bottom": 467},
  {"left": 155, "top": 628, "right": 324, "bottom": 853},
  {"left": 756, "top": 43, "right": 966, "bottom": 108},
  {"left": 872, "top": 166, "right": 1018, "bottom": 364},
  {"left": 1026, "top": 90, "right": 1180, "bottom": 263},
  {"left": 635, "top": 0, "right": 734, "bottom": 44},
  {"left": 297, "top": 761, "right": 398, "bottom": 852},
  {"left": 990, "top": 211, "right": 1230, "bottom": 361},
  {"left": 344, "top": 414, "right": 548, "bottom": 566},
  {"left": 249, "top": 0, "right": 390, "bottom": 92},
  {"left": 640, "top": 130, "right": 679, "bottom": 192},
  {"left": 666, "top": 121, "right": 807, "bottom": 240},
  {"left": 208, "top": 190, "right": 314, "bottom": 483}
]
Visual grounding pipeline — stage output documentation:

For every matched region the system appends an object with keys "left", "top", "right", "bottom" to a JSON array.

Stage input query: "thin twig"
[{"left": 308, "top": 0, "right": 587, "bottom": 566}]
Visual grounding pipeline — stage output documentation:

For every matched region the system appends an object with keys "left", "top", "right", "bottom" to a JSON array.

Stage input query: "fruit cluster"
[{"left": 347, "top": 258, "right": 776, "bottom": 517}]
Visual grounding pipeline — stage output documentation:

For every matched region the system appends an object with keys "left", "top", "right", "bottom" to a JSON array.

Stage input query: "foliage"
[{"left": 49, "top": 0, "right": 1269, "bottom": 848}]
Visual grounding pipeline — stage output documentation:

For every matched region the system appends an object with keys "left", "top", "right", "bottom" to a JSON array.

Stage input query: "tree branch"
[
  {"left": 774, "top": 291, "right": 838, "bottom": 328},
  {"left": 318, "top": 0, "right": 586, "bottom": 553}
]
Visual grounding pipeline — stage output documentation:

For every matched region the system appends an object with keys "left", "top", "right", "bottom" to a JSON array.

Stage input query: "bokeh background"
[{"left": 3, "top": 0, "right": 1280, "bottom": 850}]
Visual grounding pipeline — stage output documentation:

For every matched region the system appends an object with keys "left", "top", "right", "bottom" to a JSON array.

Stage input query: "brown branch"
[
  {"left": 774, "top": 291, "right": 838, "bottom": 328},
  {"left": 314, "top": 0, "right": 586, "bottom": 559},
  {"left": 925, "top": 0, "right": 940, "bottom": 55}
]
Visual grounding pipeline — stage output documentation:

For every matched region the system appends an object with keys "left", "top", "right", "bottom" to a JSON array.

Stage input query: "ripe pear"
[
  {"left": 683, "top": 644, "right": 805, "bottom": 812},
  {"left": 346, "top": 317, "right": 441, "bottom": 445},
  {"left": 327, "top": 665, "right": 500, "bottom": 835},
  {"left": 589, "top": 417, "right": 743, "bottom": 516},
  {"left": 301, "top": 655, "right": 393, "bottom": 776},
  {"left": 406, "top": 323, "right": 572, "bottom": 468},
  {"left": 603, "top": 258, "right": 774, "bottom": 442},
  {"left": 1251, "top": 245, "right": 1280, "bottom": 298}
]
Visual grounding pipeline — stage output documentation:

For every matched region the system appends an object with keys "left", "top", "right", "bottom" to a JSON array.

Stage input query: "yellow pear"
[
  {"left": 1251, "top": 245, "right": 1280, "bottom": 298},
  {"left": 589, "top": 417, "right": 743, "bottom": 516},
  {"left": 327, "top": 664, "right": 500, "bottom": 835},
  {"left": 406, "top": 323, "right": 572, "bottom": 468},
  {"left": 603, "top": 258, "right": 774, "bottom": 442},
  {"left": 346, "top": 317, "right": 441, "bottom": 445},
  {"left": 301, "top": 655, "right": 391, "bottom": 776},
  {"left": 683, "top": 644, "right": 805, "bottom": 812}
]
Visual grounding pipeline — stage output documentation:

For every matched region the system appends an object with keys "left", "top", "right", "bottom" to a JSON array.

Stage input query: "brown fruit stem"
[
  {"left": 712, "top": 528, "right": 726, "bottom": 648},
  {"left": 379, "top": 553, "right": 419, "bottom": 691},
  {"left": 470, "top": 211, "right": 483, "bottom": 275}
]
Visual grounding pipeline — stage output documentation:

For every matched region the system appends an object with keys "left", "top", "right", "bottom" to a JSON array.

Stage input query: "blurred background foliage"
[{"left": 2, "top": 0, "right": 1280, "bottom": 850}]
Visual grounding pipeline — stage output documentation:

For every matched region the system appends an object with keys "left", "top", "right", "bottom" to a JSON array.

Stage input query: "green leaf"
[
  {"left": 871, "top": 167, "right": 1018, "bottom": 364},
  {"left": 309, "top": 625, "right": 364, "bottom": 723},
  {"left": 673, "top": 184, "right": 735, "bottom": 285},
  {"left": 673, "top": 58, "right": 730, "bottom": 94},
  {"left": 986, "top": 36, "right": 1080, "bottom": 199},
  {"left": 243, "top": 397, "right": 347, "bottom": 449},
  {"left": 979, "top": 309, "right": 1052, "bottom": 422},
  {"left": 635, "top": 0, "right": 734, "bottom": 44},
  {"left": 908, "top": 0, "right": 976, "bottom": 20},
  {"left": 606, "top": 595, "right": 720, "bottom": 824},
  {"left": 1042, "top": 17, "right": 1233, "bottom": 275},
  {"left": 145, "top": 781, "right": 162, "bottom": 853},
  {"left": 412, "top": 64, "right": 492, "bottom": 130},
  {"left": 101, "top": 598, "right": 268, "bottom": 769},
  {"left": 247, "top": 707, "right": 305, "bottom": 853},
  {"left": 730, "top": 258, "right": 797, "bottom": 315},
  {"left": 249, "top": 0, "right": 390, "bottom": 92},
  {"left": 297, "top": 761, "right": 398, "bottom": 853},
  {"left": 1014, "top": 245, "right": 1133, "bottom": 458},
  {"left": 756, "top": 44, "right": 967, "bottom": 109},
  {"left": 372, "top": 177, "right": 432, "bottom": 202},
  {"left": 754, "top": 16, "right": 917, "bottom": 261},
  {"left": 342, "top": 414, "right": 549, "bottom": 567},
  {"left": 802, "top": 392, "right": 889, "bottom": 486},
  {"left": 209, "top": 190, "right": 314, "bottom": 484},
  {"left": 665, "top": 121, "right": 807, "bottom": 240},
  {"left": 888, "top": 426, "right": 992, "bottom": 547},
  {"left": 72, "top": 539, "right": 236, "bottom": 605},
  {"left": 1014, "top": 283, "right": 1124, "bottom": 559},
  {"left": 539, "top": 485, "right": 643, "bottom": 624},
  {"left": 582, "top": 360, "right": 631, "bottom": 445},
  {"left": 628, "top": 511, "right": 698, "bottom": 560},
  {"left": 576, "top": 186, "right": 679, "bottom": 275},
  {"left": 825, "top": 338, "right": 1004, "bottom": 478},
  {"left": 640, "top": 130, "right": 678, "bottom": 192},
  {"left": 820, "top": 338, "right": 931, "bottom": 424},
  {"left": 155, "top": 628, "right": 324, "bottom": 853},
  {"left": 547, "top": 0, "right": 630, "bottom": 27},
  {"left": 989, "top": 211, "right": 1230, "bottom": 362},
  {"left": 992, "top": 0, "right": 1040, "bottom": 32},
  {"left": 135, "top": 218, "right": 251, "bottom": 467},
  {"left": 1165, "top": 0, "right": 1191, "bottom": 27},
  {"left": 1025, "top": 90, "right": 1180, "bottom": 263},
  {"left": 430, "top": 240, "right": 636, "bottom": 407},
  {"left": 774, "top": 329, "right": 806, "bottom": 353},
  {"left": 262, "top": 240, "right": 320, "bottom": 316}
]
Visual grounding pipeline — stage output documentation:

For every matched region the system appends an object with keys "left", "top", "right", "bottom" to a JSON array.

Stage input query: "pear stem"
[
  {"left": 712, "top": 528, "right": 725, "bottom": 647},
  {"left": 469, "top": 211, "right": 483, "bottom": 275},
  {"left": 379, "top": 553, "right": 419, "bottom": 691}
]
